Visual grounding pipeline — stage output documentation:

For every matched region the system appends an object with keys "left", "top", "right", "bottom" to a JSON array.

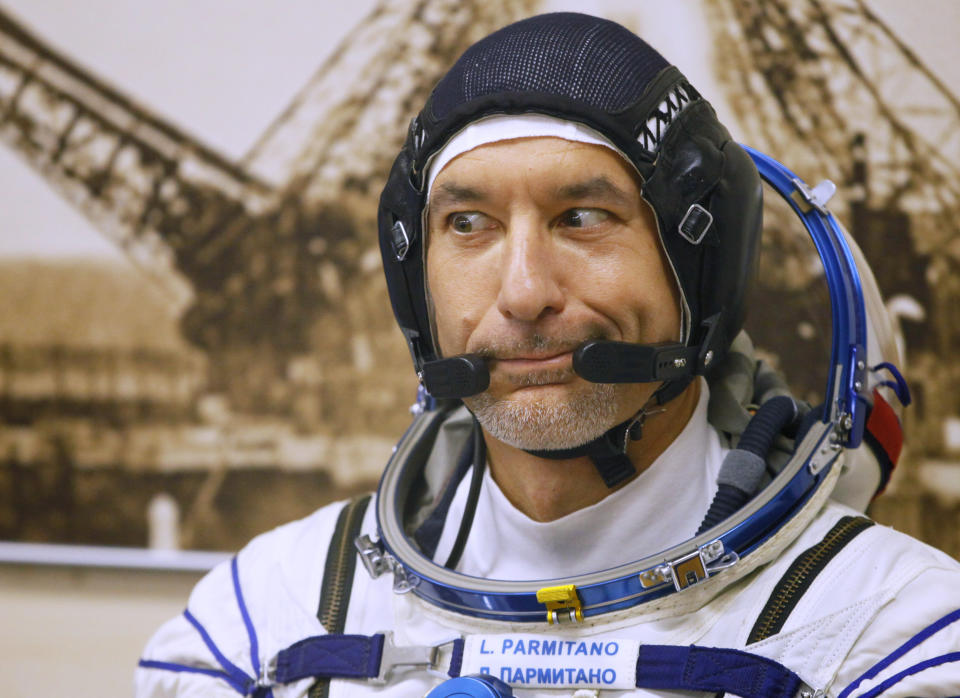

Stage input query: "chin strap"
[
  {"left": 525, "top": 383, "right": 684, "bottom": 489},
  {"left": 520, "top": 315, "right": 721, "bottom": 488},
  {"left": 525, "top": 421, "right": 636, "bottom": 488}
]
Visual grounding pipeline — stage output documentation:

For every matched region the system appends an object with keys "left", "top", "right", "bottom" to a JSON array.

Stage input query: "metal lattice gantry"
[
  {"left": 708, "top": 0, "right": 960, "bottom": 462},
  {"left": 242, "top": 0, "right": 539, "bottom": 228},
  {"left": 0, "top": 0, "right": 539, "bottom": 299},
  {"left": 708, "top": 0, "right": 960, "bottom": 251},
  {"left": 0, "top": 1, "right": 540, "bottom": 415},
  {"left": 0, "top": 9, "right": 275, "bottom": 305}
]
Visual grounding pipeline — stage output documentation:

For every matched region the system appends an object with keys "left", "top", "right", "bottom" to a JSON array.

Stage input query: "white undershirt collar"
[{"left": 434, "top": 378, "right": 726, "bottom": 581}]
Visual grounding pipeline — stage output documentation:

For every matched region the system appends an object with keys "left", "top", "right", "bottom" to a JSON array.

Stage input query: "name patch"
[{"left": 461, "top": 634, "right": 639, "bottom": 689}]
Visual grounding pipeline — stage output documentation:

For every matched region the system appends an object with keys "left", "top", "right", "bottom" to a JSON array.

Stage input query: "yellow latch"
[{"left": 536, "top": 584, "right": 583, "bottom": 624}]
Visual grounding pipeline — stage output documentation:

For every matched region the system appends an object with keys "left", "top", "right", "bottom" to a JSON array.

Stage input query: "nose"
[{"left": 496, "top": 225, "right": 565, "bottom": 322}]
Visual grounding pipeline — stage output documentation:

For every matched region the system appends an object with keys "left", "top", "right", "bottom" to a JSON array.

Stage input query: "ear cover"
[
  {"left": 708, "top": 140, "right": 764, "bottom": 353},
  {"left": 378, "top": 139, "right": 432, "bottom": 370},
  {"left": 642, "top": 103, "right": 763, "bottom": 363}
]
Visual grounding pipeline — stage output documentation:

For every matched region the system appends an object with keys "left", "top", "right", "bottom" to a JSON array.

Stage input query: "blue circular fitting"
[{"left": 425, "top": 674, "right": 515, "bottom": 697}]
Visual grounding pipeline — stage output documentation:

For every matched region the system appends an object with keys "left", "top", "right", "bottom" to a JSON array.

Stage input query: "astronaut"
[{"left": 136, "top": 13, "right": 960, "bottom": 698}]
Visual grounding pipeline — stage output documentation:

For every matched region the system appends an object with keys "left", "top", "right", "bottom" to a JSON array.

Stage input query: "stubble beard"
[{"left": 464, "top": 372, "right": 622, "bottom": 451}]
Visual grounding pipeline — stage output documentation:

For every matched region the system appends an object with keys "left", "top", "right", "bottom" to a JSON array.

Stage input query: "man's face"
[{"left": 426, "top": 137, "right": 681, "bottom": 450}]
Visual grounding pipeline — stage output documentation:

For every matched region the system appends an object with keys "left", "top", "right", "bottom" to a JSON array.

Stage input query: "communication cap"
[{"left": 378, "top": 12, "right": 762, "bottom": 480}]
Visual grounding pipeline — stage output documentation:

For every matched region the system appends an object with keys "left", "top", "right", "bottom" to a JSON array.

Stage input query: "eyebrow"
[
  {"left": 429, "top": 174, "right": 635, "bottom": 211},
  {"left": 430, "top": 182, "right": 488, "bottom": 209},
  {"left": 554, "top": 176, "right": 634, "bottom": 206}
]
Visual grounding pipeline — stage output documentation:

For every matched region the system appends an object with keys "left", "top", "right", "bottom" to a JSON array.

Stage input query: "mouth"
[
  {"left": 489, "top": 351, "right": 576, "bottom": 388},
  {"left": 470, "top": 334, "right": 604, "bottom": 388},
  {"left": 493, "top": 350, "right": 573, "bottom": 370}
]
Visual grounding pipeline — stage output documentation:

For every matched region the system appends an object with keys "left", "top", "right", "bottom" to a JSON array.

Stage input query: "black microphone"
[
  {"left": 420, "top": 340, "right": 698, "bottom": 398},
  {"left": 573, "top": 340, "right": 698, "bottom": 383},
  {"left": 420, "top": 354, "right": 490, "bottom": 399}
]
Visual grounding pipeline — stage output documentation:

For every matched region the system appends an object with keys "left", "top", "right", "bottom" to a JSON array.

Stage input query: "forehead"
[{"left": 429, "top": 136, "right": 641, "bottom": 202}]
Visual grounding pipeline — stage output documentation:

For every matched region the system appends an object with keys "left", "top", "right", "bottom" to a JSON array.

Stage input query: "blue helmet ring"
[{"left": 360, "top": 149, "right": 878, "bottom": 623}]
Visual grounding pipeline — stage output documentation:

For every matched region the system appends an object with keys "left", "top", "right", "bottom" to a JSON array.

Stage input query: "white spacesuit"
[
  {"left": 136, "top": 390, "right": 960, "bottom": 697},
  {"left": 137, "top": 12, "right": 960, "bottom": 698}
]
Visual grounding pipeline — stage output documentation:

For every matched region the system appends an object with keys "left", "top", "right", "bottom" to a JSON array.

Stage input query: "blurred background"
[{"left": 0, "top": 1, "right": 958, "bottom": 695}]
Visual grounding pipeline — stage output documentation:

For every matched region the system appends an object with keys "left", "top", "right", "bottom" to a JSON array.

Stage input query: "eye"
[
  {"left": 448, "top": 211, "right": 494, "bottom": 234},
  {"left": 559, "top": 208, "right": 610, "bottom": 228}
]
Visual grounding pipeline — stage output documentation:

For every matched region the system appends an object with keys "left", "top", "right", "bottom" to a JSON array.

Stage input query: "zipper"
[
  {"left": 318, "top": 495, "right": 372, "bottom": 633},
  {"left": 748, "top": 515, "right": 874, "bottom": 644},
  {"left": 310, "top": 495, "right": 372, "bottom": 698}
]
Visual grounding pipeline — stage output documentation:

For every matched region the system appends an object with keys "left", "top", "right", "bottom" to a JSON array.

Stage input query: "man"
[{"left": 136, "top": 13, "right": 960, "bottom": 697}]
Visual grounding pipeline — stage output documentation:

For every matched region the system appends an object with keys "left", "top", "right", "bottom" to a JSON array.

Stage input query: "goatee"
[{"left": 465, "top": 380, "right": 622, "bottom": 451}]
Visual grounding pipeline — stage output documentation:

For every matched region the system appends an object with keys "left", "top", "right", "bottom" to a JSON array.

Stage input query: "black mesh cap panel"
[{"left": 431, "top": 13, "right": 670, "bottom": 119}]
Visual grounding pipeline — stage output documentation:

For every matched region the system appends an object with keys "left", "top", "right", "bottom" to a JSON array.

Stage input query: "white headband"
[{"left": 425, "top": 114, "right": 629, "bottom": 199}]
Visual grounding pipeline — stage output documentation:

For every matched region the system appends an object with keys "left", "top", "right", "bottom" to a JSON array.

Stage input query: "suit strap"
[{"left": 278, "top": 633, "right": 811, "bottom": 697}]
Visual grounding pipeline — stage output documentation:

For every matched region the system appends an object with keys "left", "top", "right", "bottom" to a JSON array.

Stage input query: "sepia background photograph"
[{"left": 1, "top": 1, "right": 959, "bottom": 695}]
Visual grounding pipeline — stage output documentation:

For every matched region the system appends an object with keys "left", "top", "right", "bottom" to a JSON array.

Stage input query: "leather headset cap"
[{"left": 378, "top": 12, "right": 762, "bottom": 402}]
